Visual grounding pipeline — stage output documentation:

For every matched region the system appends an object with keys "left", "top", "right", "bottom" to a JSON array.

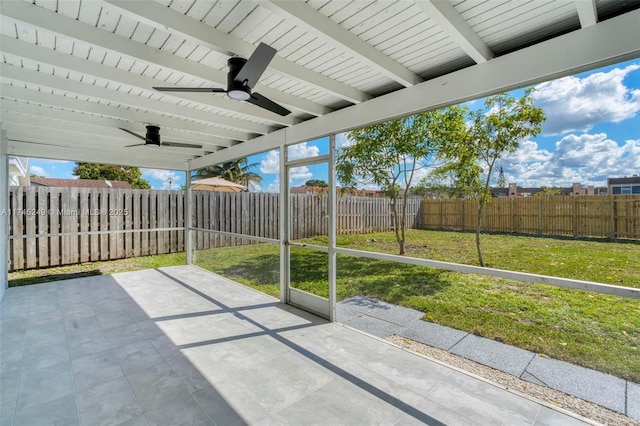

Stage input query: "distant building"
[
  {"left": 608, "top": 175, "right": 640, "bottom": 195},
  {"left": 30, "top": 177, "right": 131, "bottom": 189},
  {"left": 8, "top": 156, "right": 29, "bottom": 186},
  {"left": 290, "top": 186, "right": 387, "bottom": 198},
  {"left": 492, "top": 182, "right": 606, "bottom": 197}
]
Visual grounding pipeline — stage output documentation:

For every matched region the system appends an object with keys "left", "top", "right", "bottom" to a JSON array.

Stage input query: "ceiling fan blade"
[
  {"left": 247, "top": 92, "right": 291, "bottom": 116},
  {"left": 162, "top": 141, "right": 203, "bottom": 149},
  {"left": 124, "top": 143, "right": 147, "bottom": 148},
  {"left": 234, "top": 43, "right": 276, "bottom": 89},
  {"left": 119, "top": 128, "right": 146, "bottom": 141},
  {"left": 153, "top": 87, "right": 226, "bottom": 93}
]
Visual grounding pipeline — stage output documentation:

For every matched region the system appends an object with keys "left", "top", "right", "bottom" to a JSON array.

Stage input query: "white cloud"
[
  {"left": 335, "top": 133, "right": 352, "bottom": 148},
  {"left": 500, "top": 133, "right": 640, "bottom": 187},
  {"left": 287, "top": 142, "right": 319, "bottom": 160},
  {"left": 534, "top": 64, "right": 640, "bottom": 135},
  {"left": 141, "top": 168, "right": 182, "bottom": 190},
  {"left": 29, "top": 165, "right": 48, "bottom": 177},
  {"left": 260, "top": 150, "right": 280, "bottom": 174},
  {"left": 289, "top": 166, "right": 312, "bottom": 186},
  {"left": 266, "top": 178, "right": 280, "bottom": 193}
]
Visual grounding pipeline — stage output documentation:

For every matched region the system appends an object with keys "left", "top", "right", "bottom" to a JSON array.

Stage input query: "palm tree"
[{"left": 193, "top": 158, "right": 262, "bottom": 188}]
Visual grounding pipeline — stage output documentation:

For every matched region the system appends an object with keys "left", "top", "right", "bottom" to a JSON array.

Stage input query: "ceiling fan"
[
  {"left": 153, "top": 42, "right": 291, "bottom": 116},
  {"left": 120, "top": 125, "right": 203, "bottom": 149}
]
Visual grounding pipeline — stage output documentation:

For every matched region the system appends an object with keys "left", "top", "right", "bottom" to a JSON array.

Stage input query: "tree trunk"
[
  {"left": 476, "top": 202, "right": 485, "bottom": 267},
  {"left": 391, "top": 198, "right": 404, "bottom": 255}
]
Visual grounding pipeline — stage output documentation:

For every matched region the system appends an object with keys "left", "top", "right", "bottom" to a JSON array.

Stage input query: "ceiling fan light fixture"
[
  {"left": 228, "top": 89, "right": 251, "bottom": 101},
  {"left": 145, "top": 125, "right": 162, "bottom": 147}
]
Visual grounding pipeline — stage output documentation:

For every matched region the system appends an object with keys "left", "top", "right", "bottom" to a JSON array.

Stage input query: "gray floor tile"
[
  {"left": 274, "top": 396, "right": 347, "bottom": 426},
  {"left": 230, "top": 360, "right": 307, "bottom": 414},
  {"left": 166, "top": 355, "right": 214, "bottom": 394},
  {"left": 192, "top": 379, "right": 269, "bottom": 426},
  {"left": 261, "top": 351, "right": 336, "bottom": 395},
  {"left": 76, "top": 376, "right": 143, "bottom": 426},
  {"left": 524, "top": 356, "right": 626, "bottom": 413},
  {"left": 115, "top": 340, "right": 166, "bottom": 376},
  {"left": 144, "top": 391, "right": 213, "bottom": 426},
  {"left": 399, "top": 319, "right": 468, "bottom": 350},
  {"left": 126, "top": 362, "right": 190, "bottom": 413},
  {"left": 426, "top": 370, "right": 540, "bottom": 425},
  {"left": 96, "top": 309, "right": 134, "bottom": 330},
  {"left": 72, "top": 349, "right": 126, "bottom": 392},
  {"left": 21, "top": 340, "right": 70, "bottom": 370},
  {"left": 24, "top": 321, "right": 66, "bottom": 347},
  {"left": 367, "top": 304, "right": 424, "bottom": 326},
  {"left": 309, "top": 379, "right": 405, "bottom": 425},
  {"left": 450, "top": 334, "right": 535, "bottom": 376},
  {"left": 341, "top": 314, "right": 402, "bottom": 338},
  {"left": 68, "top": 329, "right": 114, "bottom": 360},
  {"left": 533, "top": 406, "right": 590, "bottom": 425},
  {"left": 64, "top": 315, "right": 103, "bottom": 336},
  {"left": 628, "top": 381, "right": 640, "bottom": 421},
  {"left": 16, "top": 361, "right": 74, "bottom": 412},
  {"left": 13, "top": 394, "right": 79, "bottom": 426}
]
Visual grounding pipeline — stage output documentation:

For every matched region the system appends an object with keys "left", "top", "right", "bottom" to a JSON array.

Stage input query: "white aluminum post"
[
  {"left": 185, "top": 164, "right": 193, "bottom": 265},
  {"left": 0, "top": 130, "right": 8, "bottom": 297},
  {"left": 328, "top": 134, "right": 337, "bottom": 321},
  {"left": 279, "top": 144, "right": 289, "bottom": 303}
]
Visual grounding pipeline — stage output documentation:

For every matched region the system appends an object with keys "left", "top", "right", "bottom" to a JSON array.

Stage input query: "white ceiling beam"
[
  {"left": 0, "top": 63, "right": 269, "bottom": 136},
  {"left": 575, "top": 0, "right": 598, "bottom": 28},
  {"left": 0, "top": 85, "right": 246, "bottom": 143},
  {"left": 191, "top": 8, "right": 640, "bottom": 169},
  {"left": 262, "top": 1, "right": 422, "bottom": 87},
  {"left": 1, "top": 111, "right": 219, "bottom": 156},
  {"left": 0, "top": 1, "right": 330, "bottom": 116},
  {"left": 0, "top": 35, "right": 300, "bottom": 127},
  {"left": 4, "top": 122, "right": 200, "bottom": 159},
  {"left": 7, "top": 139, "right": 187, "bottom": 170},
  {"left": 103, "top": 0, "right": 370, "bottom": 105},
  {"left": 0, "top": 100, "right": 229, "bottom": 149},
  {"left": 415, "top": 0, "right": 494, "bottom": 63}
]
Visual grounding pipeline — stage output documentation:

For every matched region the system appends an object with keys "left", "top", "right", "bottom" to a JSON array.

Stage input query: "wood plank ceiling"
[{"left": 1, "top": 0, "right": 639, "bottom": 171}]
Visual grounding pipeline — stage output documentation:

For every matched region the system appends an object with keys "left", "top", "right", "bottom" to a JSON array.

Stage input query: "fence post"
[
  {"left": 609, "top": 195, "right": 616, "bottom": 240},
  {"left": 538, "top": 197, "right": 543, "bottom": 235},
  {"left": 185, "top": 167, "right": 193, "bottom": 264},
  {"left": 572, "top": 197, "right": 578, "bottom": 237}
]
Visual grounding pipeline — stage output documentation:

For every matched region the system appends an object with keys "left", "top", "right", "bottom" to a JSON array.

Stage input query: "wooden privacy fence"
[
  {"left": 421, "top": 195, "right": 640, "bottom": 239},
  {"left": 8, "top": 188, "right": 422, "bottom": 271},
  {"left": 192, "top": 192, "right": 423, "bottom": 249},
  {"left": 7, "top": 187, "right": 185, "bottom": 271}
]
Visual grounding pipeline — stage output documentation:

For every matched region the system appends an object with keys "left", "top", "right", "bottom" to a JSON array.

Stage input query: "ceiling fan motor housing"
[
  {"left": 145, "top": 125, "right": 161, "bottom": 147},
  {"left": 227, "top": 57, "right": 251, "bottom": 101}
]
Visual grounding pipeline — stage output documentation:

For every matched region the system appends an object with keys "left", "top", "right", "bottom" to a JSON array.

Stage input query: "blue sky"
[{"left": 28, "top": 58, "right": 640, "bottom": 191}]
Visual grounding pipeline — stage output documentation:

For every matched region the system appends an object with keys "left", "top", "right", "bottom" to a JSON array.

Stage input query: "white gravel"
[{"left": 386, "top": 335, "right": 639, "bottom": 426}]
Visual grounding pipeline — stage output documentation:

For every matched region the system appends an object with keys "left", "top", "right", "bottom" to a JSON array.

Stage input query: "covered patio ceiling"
[{"left": 1, "top": 0, "right": 639, "bottom": 171}]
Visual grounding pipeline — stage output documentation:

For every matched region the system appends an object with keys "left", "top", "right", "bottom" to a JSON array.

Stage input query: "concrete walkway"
[
  {"left": 337, "top": 296, "right": 640, "bottom": 421},
  {"left": 1, "top": 266, "right": 594, "bottom": 426}
]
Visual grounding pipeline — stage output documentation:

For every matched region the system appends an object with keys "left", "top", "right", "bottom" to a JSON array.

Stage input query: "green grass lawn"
[{"left": 8, "top": 230, "right": 640, "bottom": 382}]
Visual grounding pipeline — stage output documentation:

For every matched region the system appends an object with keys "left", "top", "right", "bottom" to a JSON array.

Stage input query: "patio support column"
[
  {"left": 185, "top": 164, "right": 193, "bottom": 265},
  {"left": 0, "top": 129, "right": 8, "bottom": 298},
  {"left": 279, "top": 144, "right": 289, "bottom": 304},
  {"left": 328, "top": 133, "right": 337, "bottom": 321}
]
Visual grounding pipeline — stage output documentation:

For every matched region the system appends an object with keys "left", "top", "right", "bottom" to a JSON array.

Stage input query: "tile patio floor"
[{"left": 1, "top": 266, "right": 593, "bottom": 425}]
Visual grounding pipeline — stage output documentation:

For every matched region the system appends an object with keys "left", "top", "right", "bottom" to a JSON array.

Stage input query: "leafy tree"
[
  {"left": 435, "top": 90, "right": 545, "bottom": 266},
  {"left": 72, "top": 163, "right": 151, "bottom": 189},
  {"left": 337, "top": 108, "right": 466, "bottom": 254},
  {"left": 534, "top": 187, "right": 562, "bottom": 197},
  {"left": 412, "top": 178, "right": 459, "bottom": 199},
  {"left": 193, "top": 158, "right": 262, "bottom": 188},
  {"left": 305, "top": 179, "right": 328, "bottom": 188}
]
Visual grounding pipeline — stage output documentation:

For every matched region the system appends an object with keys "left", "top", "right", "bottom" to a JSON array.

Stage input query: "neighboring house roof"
[
  {"left": 30, "top": 177, "right": 131, "bottom": 189},
  {"left": 608, "top": 176, "right": 640, "bottom": 185}
]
